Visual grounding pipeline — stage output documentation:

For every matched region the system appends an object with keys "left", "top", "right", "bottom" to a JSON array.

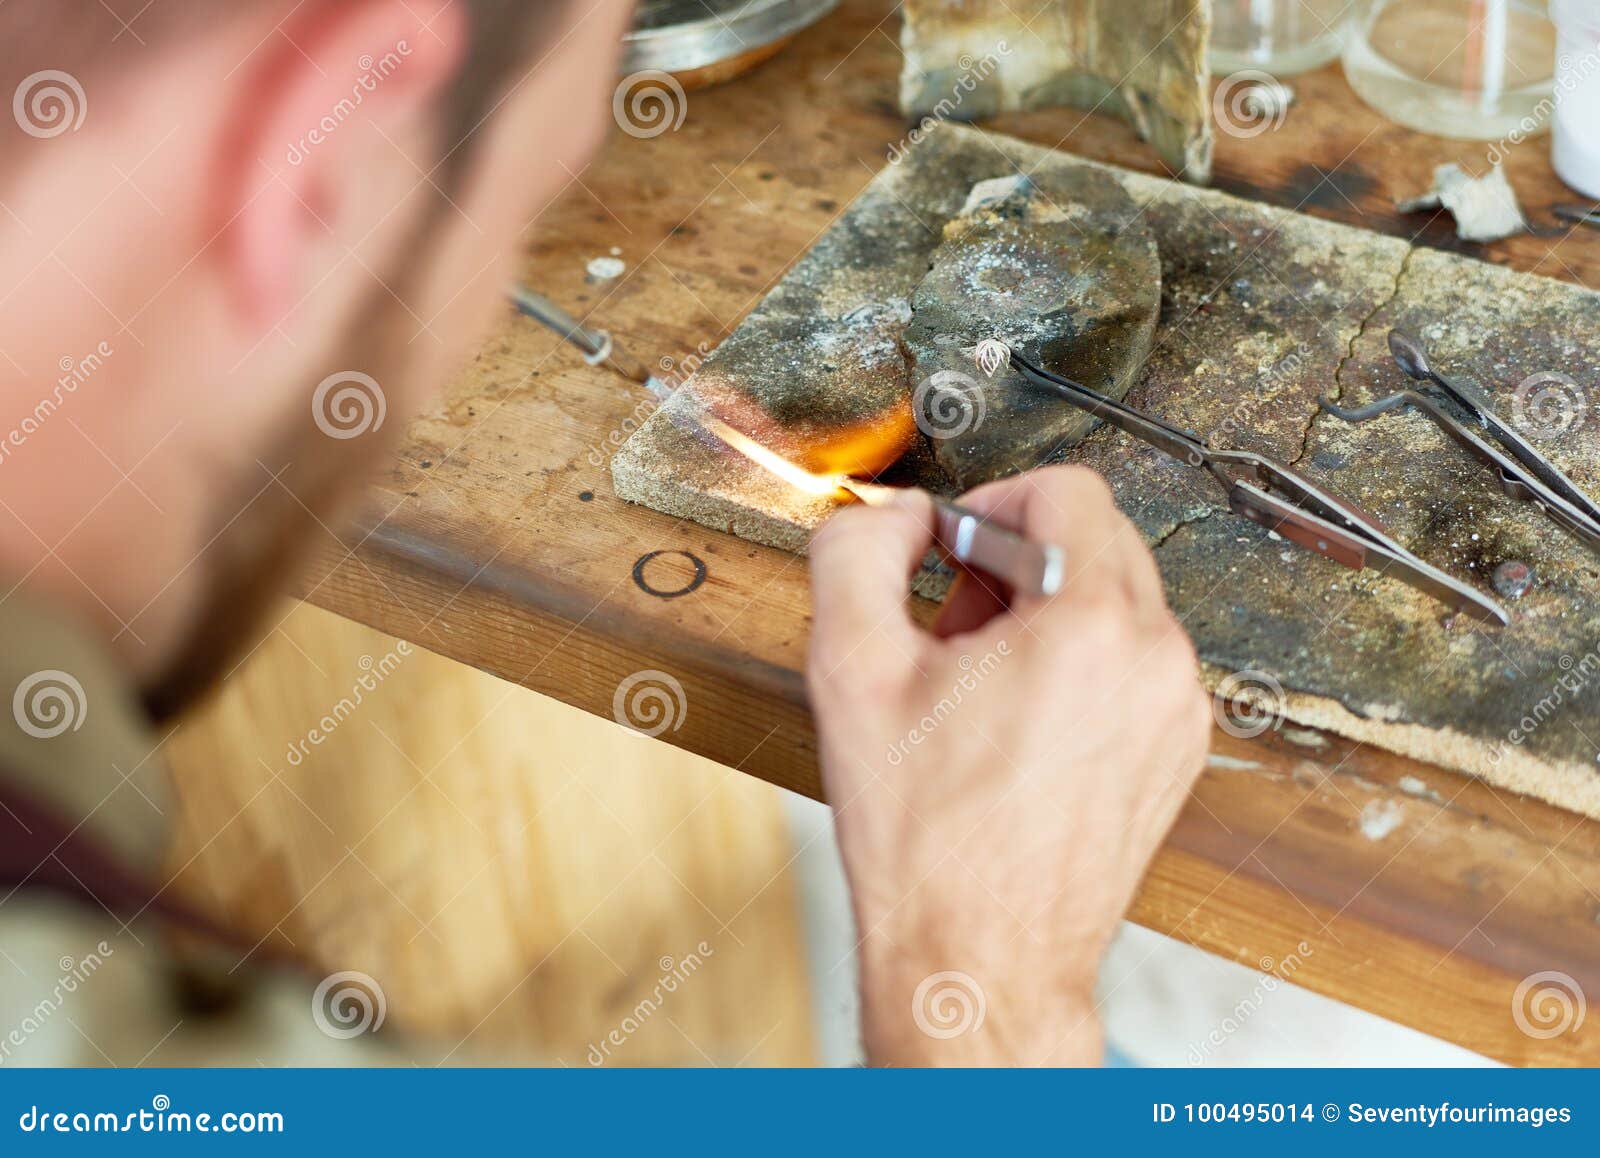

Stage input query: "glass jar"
[
  {"left": 1343, "top": 0, "right": 1557, "bottom": 139},
  {"left": 1210, "top": 0, "right": 1358, "bottom": 75}
]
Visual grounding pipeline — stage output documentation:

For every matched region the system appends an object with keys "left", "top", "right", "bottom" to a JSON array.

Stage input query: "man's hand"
[{"left": 806, "top": 465, "right": 1210, "bottom": 1066}]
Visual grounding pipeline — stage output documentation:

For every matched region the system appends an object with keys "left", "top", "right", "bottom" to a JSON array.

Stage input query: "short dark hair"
[
  {"left": 2, "top": 0, "right": 577, "bottom": 188},
  {"left": 8, "top": 0, "right": 586, "bottom": 720}
]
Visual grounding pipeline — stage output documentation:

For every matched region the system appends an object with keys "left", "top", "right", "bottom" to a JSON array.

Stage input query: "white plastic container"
[{"left": 1552, "top": 0, "right": 1600, "bottom": 199}]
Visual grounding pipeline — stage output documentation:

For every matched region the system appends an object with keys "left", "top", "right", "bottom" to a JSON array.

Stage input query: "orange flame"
[
  {"left": 695, "top": 410, "right": 849, "bottom": 496},
  {"left": 798, "top": 403, "right": 918, "bottom": 479}
]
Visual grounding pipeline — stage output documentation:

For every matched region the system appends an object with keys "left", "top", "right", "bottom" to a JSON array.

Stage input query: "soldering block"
[
  {"left": 612, "top": 122, "right": 1163, "bottom": 596},
  {"left": 610, "top": 408, "right": 956, "bottom": 599}
]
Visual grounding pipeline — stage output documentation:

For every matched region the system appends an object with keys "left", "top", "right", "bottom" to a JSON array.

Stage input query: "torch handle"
[
  {"left": 843, "top": 482, "right": 1064, "bottom": 598},
  {"left": 932, "top": 498, "right": 1065, "bottom": 598}
]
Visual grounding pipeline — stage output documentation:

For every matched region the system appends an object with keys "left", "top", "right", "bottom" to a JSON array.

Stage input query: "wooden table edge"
[{"left": 299, "top": 525, "right": 1600, "bottom": 1066}]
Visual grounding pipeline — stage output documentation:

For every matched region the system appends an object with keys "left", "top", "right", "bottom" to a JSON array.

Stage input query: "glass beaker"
[
  {"left": 1343, "top": 0, "right": 1557, "bottom": 139},
  {"left": 1210, "top": 0, "right": 1359, "bottom": 75}
]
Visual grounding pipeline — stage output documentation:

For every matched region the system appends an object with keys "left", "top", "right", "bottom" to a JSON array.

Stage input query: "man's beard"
[
  {"left": 139, "top": 293, "right": 417, "bottom": 722},
  {"left": 132, "top": 1, "right": 586, "bottom": 722}
]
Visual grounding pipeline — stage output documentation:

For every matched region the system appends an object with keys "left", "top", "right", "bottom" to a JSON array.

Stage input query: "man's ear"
[{"left": 212, "top": 0, "right": 466, "bottom": 325}]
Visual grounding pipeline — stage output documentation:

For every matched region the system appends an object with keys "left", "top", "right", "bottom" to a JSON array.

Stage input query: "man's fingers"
[
  {"left": 958, "top": 466, "right": 1164, "bottom": 616},
  {"left": 931, "top": 570, "right": 1009, "bottom": 638},
  {"left": 807, "top": 491, "right": 935, "bottom": 680}
]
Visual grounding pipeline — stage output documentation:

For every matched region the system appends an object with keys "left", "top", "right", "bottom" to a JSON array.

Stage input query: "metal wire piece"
[{"left": 973, "top": 338, "right": 1012, "bottom": 379}]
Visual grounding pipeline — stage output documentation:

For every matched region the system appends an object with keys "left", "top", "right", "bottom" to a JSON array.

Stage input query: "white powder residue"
[
  {"left": 961, "top": 175, "right": 1031, "bottom": 214},
  {"left": 587, "top": 256, "right": 626, "bottom": 280},
  {"left": 1280, "top": 726, "right": 1327, "bottom": 749},
  {"left": 1359, "top": 799, "right": 1405, "bottom": 841},
  {"left": 1205, "top": 754, "right": 1264, "bottom": 772}
]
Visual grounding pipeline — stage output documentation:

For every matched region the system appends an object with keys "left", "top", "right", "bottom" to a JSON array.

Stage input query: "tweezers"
[
  {"left": 995, "top": 346, "right": 1510, "bottom": 625},
  {"left": 1554, "top": 204, "right": 1600, "bottom": 232},
  {"left": 1317, "top": 330, "right": 1600, "bottom": 555}
]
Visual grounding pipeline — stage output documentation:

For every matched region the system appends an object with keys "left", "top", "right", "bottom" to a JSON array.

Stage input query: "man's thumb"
[{"left": 807, "top": 491, "right": 934, "bottom": 679}]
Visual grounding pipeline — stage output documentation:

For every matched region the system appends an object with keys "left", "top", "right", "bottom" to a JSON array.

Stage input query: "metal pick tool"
[
  {"left": 1553, "top": 204, "right": 1600, "bottom": 232},
  {"left": 509, "top": 284, "right": 665, "bottom": 399},
  {"left": 510, "top": 285, "right": 1066, "bottom": 599}
]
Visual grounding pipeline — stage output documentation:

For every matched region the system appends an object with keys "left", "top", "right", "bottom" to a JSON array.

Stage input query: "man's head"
[{"left": 0, "top": 0, "right": 635, "bottom": 714}]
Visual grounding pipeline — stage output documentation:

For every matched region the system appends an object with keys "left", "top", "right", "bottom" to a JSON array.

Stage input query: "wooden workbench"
[{"left": 300, "top": 0, "right": 1600, "bottom": 1065}]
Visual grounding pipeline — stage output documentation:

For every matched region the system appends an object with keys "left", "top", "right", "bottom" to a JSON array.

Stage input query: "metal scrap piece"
[
  {"left": 624, "top": 0, "right": 838, "bottom": 77},
  {"left": 899, "top": 0, "right": 1213, "bottom": 183}
]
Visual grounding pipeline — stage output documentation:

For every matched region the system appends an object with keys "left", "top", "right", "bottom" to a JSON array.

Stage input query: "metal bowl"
[{"left": 622, "top": 0, "right": 838, "bottom": 80}]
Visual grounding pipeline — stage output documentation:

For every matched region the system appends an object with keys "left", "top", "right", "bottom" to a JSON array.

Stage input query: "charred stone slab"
[
  {"left": 899, "top": 0, "right": 1213, "bottom": 182},
  {"left": 621, "top": 146, "right": 951, "bottom": 483},
  {"left": 904, "top": 172, "right": 1160, "bottom": 489}
]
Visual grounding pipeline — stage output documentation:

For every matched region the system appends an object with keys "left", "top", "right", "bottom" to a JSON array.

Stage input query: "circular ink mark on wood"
[
  {"left": 633, "top": 550, "right": 707, "bottom": 599},
  {"left": 578, "top": 490, "right": 594, "bottom": 502}
]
